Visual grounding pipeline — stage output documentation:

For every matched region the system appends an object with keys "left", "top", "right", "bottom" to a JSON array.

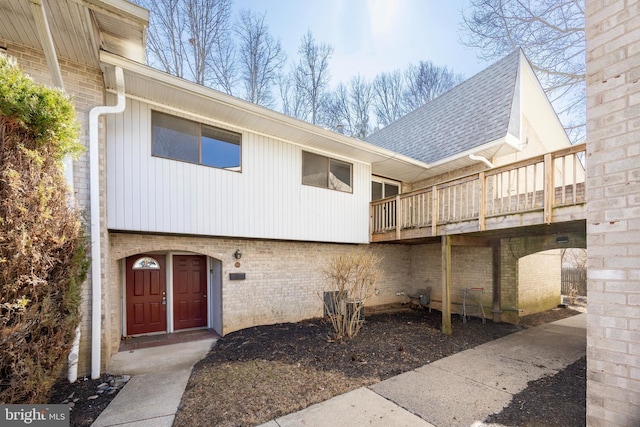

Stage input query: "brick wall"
[
  {"left": 108, "top": 233, "right": 568, "bottom": 371},
  {"left": 586, "top": 0, "right": 640, "bottom": 425},
  {"left": 410, "top": 244, "right": 494, "bottom": 319},
  {"left": 518, "top": 250, "right": 562, "bottom": 316},
  {"left": 1, "top": 40, "right": 104, "bottom": 377},
  {"left": 106, "top": 233, "right": 414, "bottom": 365},
  {"left": 108, "top": 232, "right": 571, "bottom": 370}
]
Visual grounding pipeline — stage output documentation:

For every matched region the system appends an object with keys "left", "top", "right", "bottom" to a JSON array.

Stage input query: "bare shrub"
[
  {"left": 568, "top": 286, "right": 578, "bottom": 306},
  {"left": 322, "top": 252, "right": 381, "bottom": 339},
  {"left": 0, "top": 53, "right": 88, "bottom": 403}
]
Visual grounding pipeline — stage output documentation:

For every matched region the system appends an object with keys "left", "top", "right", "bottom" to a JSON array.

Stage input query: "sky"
[{"left": 231, "top": 0, "right": 492, "bottom": 88}]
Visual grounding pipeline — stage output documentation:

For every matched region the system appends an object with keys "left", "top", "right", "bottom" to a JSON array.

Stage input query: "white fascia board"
[
  {"left": 427, "top": 135, "right": 520, "bottom": 170},
  {"left": 73, "top": 0, "right": 149, "bottom": 25},
  {"left": 519, "top": 52, "right": 572, "bottom": 148},
  {"left": 99, "top": 51, "right": 431, "bottom": 174},
  {"left": 519, "top": 51, "right": 569, "bottom": 143}
]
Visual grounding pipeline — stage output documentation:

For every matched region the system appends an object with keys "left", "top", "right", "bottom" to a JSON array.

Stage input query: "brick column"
[
  {"left": 586, "top": 1, "right": 640, "bottom": 425},
  {"left": 499, "top": 238, "right": 519, "bottom": 324}
]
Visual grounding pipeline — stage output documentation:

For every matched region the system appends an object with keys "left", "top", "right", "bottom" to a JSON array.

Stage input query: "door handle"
[{"left": 162, "top": 296, "right": 167, "bottom": 305}]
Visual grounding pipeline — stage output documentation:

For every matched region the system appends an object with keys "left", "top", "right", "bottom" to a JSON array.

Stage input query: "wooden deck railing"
[{"left": 371, "top": 143, "right": 586, "bottom": 240}]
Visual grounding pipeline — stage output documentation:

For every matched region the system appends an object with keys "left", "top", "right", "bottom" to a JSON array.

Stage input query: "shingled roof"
[{"left": 366, "top": 50, "right": 522, "bottom": 164}]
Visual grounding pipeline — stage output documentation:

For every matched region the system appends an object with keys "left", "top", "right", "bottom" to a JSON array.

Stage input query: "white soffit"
[
  {"left": 0, "top": 0, "right": 147, "bottom": 66},
  {"left": 424, "top": 137, "right": 520, "bottom": 178}
]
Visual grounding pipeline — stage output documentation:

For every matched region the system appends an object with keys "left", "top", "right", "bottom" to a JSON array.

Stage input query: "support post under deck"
[
  {"left": 441, "top": 235, "right": 452, "bottom": 335},
  {"left": 492, "top": 240, "right": 502, "bottom": 323}
]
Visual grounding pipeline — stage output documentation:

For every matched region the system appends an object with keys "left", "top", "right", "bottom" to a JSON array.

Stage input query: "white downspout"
[
  {"left": 67, "top": 325, "right": 81, "bottom": 382},
  {"left": 89, "top": 66, "right": 126, "bottom": 379},
  {"left": 469, "top": 154, "right": 495, "bottom": 169}
]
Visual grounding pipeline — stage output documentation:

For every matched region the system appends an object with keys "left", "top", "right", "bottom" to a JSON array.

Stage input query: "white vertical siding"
[{"left": 106, "top": 99, "right": 371, "bottom": 243}]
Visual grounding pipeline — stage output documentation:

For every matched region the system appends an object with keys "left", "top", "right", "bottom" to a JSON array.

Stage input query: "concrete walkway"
[
  {"left": 91, "top": 338, "right": 216, "bottom": 427},
  {"left": 92, "top": 314, "right": 586, "bottom": 427},
  {"left": 260, "top": 314, "right": 586, "bottom": 427}
]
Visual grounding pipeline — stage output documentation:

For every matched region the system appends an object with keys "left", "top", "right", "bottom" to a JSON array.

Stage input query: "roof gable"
[{"left": 366, "top": 50, "right": 522, "bottom": 164}]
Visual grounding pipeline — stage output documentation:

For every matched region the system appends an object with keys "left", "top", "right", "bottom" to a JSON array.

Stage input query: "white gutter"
[
  {"left": 89, "top": 66, "right": 126, "bottom": 379},
  {"left": 428, "top": 135, "right": 522, "bottom": 170},
  {"left": 469, "top": 154, "right": 495, "bottom": 169}
]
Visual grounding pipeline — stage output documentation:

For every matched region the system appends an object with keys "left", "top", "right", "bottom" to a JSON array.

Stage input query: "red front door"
[
  {"left": 126, "top": 255, "right": 167, "bottom": 335},
  {"left": 173, "top": 255, "right": 208, "bottom": 330}
]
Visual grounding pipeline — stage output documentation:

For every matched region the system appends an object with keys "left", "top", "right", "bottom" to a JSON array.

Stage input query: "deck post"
[
  {"left": 544, "top": 153, "right": 554, "bottom": 224},
  {"left": 395, "top": 195, "right": 402, "bottom": 240},
  {"left": 441, "top": 234, "right": 452, "bottom": 335},
  {"left": 369, "top": 203, "right": 373, "bottom": 239},
  {"left": 492, "top": 240, "right": 502, "bottom": 323},
  {"left": 479, "top": 171, "right": 486, "bottom": 231},
  {"left": 432, "top": 185, "right": 438, "bottom": 236}
]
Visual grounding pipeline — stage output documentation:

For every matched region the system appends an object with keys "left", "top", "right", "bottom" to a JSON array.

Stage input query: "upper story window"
[
  {"left": 372, "top": 177, "right": 400, "bottom": 201},
  {"left": 152, "top": 111, "right": 241, "bottom": 171},
  {"left": 302, "top": 151, "right": 352, "bottom": 193}
]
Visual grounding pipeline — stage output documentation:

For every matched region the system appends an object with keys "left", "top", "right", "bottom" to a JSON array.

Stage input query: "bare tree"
[
  {"left": 324, "top": 83, "right": 351, "bottom": 134},
  {"left": 277, "top": 70, "right": 307, "bottom": 119},
  {"left": 139, "top": 0, "right": 187, "bottom": 78},
  {"left": 403, "top": 61, "right": 464, "bottom": 112},
  {"left": 206, "top": 2, "right": 236, "bottom": 94},
  {"left": 235, "top": 9, "right": 286, "bottom": 107},
  {"left": 460, "top": 0, "right": 585, "bottom": 142},
  {"left": 372, "top": 70, "right": 406, "bottom": 128},
  {"left": 348, "top": 75, "right": 373, "bottom": 139},
  {"left": 292, "top": 31, "right": 334, "bottom": 124},
  {"left": 323, "top": 76, "right": 373, "bottom": 139},
  {"left": 136, "top": 0, "right": 234, "bottom": 90},
  {"left": 561, "top": 248, "right": 587, "bottom": 270}
]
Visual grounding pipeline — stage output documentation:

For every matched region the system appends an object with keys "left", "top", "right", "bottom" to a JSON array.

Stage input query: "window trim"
[
  {"left": 151, "top": 110, "right": 242, "bottom": 172},
  {"left": 302, "top": 151, "right": 353, "bottom": 193},
  {"left": 371, "top": 176, "right": 401, "bottom": 201}
]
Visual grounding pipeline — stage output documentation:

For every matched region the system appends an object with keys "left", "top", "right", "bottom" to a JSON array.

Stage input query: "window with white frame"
[
  {"left": 371, "top": 177, "right": 400, "bottom": 200},
  {"left": 302, "top": 151, "right": 352, "bottom": 192},
  {"left": 152, "top": 111, "right": 241, "bottom": 171}
]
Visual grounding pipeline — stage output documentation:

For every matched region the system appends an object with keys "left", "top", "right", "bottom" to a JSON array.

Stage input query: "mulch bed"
[
  {"left": 174, "top": 307, "right": 582, "bottom": 427},
  {"left": 48, "top": 374, "right": 126, "bottom": 427},
  {"left": 485, "top": 356, "right": 586, "bottom": 426},
  {"left": 49, "top": 306, "right": 584, "bottom": 427}
]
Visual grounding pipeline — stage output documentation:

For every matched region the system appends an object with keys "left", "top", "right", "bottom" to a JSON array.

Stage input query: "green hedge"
[{"left": 0, "top": 53, "right": 88, "bottom": 403}]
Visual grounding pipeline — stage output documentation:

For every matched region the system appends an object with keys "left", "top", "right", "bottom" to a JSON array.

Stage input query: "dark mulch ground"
[
  {"left": 48, "top": 374, "right": 126, "bottom": 427},
  {"left": 485, "top": 356, "right": 587, "bottom": 426},
  {"left": 49, "top": 306, "right": 585, "bottom": 427},
  {"left": 174, "top": 306, "right": 583, "bottom": 427}
]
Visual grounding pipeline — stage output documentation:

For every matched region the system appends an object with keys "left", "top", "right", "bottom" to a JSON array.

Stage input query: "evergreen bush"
[{"left": 0, "top": 53, "right": 88, "bottom": 403}]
